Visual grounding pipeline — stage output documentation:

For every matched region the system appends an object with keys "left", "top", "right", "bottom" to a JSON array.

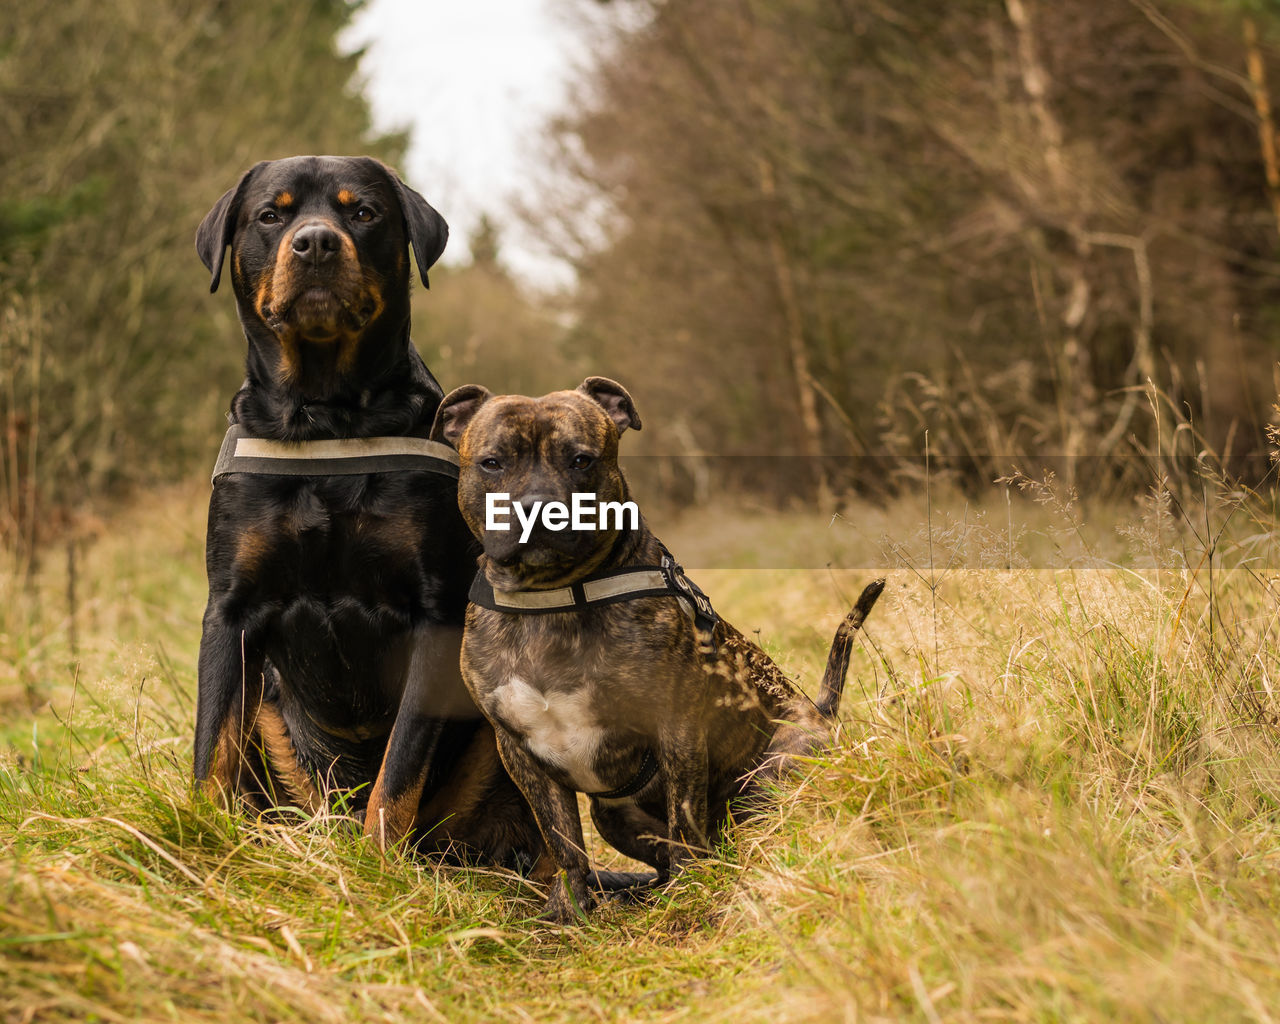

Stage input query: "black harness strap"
[
  {"left": 658, "top": 551, "right": 718, "bottom": 657},
  {"left": 591, "top": 749, "right": 660, "bottom": 801}
]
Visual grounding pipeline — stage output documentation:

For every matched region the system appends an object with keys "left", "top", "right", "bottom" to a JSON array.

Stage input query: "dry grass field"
[{"left": 3, "top": 474, "right": 1279, "bottom": 1022}]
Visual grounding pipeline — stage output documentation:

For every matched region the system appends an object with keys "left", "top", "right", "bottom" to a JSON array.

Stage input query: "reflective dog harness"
[
  {"left": 210, "top": 424, "right": 460, "bottom": 482},
  {"left": 468, "top": 545, "right": 720, "bottom": 800},
  {"left": 468, "top": 548, "right": 719, "bottom": 654}
]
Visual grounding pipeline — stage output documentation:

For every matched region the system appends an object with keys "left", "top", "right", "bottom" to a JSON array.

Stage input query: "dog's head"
[
  {"left": 196, "top": 155, "right": 447, "bottom": 386},
  {"left": 431, "top": 377, "right": 642, "bottom": 590}
]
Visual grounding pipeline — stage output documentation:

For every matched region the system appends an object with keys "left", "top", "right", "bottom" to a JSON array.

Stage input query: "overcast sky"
[{"left": 341, "top": 0, "right": 604, "bottom": 285}]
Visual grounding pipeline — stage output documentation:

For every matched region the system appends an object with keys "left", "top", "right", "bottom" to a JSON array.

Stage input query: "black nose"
[{"left": 291, "top": 223, "right": 342, "bottom": 266}]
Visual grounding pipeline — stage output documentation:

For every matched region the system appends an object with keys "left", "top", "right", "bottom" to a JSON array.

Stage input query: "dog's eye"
[
  {"left": 259, "top": 210, "right": 281, "bottom": 225},
  {"left": 571, "top": 453, "right": 595, "bottom": 471},
  {"left": 479, "top": 457, "right": 503, "bottom": 472},
  {"left": 353, "top": 207, "right": 376, "bottom": 223}
]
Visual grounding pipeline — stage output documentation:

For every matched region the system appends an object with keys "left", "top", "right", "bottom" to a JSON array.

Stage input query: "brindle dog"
[{"left": 431, "top": 376, "right": 884, "bottom": 921}]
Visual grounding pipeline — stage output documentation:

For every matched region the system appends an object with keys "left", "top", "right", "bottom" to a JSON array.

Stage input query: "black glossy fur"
[{"left": 192, "top": 156, "right": 548, "bottom": 866}]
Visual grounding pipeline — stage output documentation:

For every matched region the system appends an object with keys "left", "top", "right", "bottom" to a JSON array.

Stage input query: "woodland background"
[
  {"left": 7, "top": 5, "right": 1280, "bottom": 1020},
  {"left": 4, "top": 0, "right": 1280, "bottom": 544}
]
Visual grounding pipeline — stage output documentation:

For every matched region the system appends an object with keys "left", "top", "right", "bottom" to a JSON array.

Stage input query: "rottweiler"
[{"left": 192, "top": 155, "right": 557, "bottom": 869}]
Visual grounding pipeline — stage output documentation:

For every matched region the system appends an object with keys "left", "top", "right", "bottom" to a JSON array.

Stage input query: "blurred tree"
[
  {"left": 468, "top": 213, "right": 505, "bottom": 275},
  {"left": 0, "top": 0, "right": 405, "bottom": 550},
  {"left": 408, "top": 211, "right": 576, "bottom": 400},
  {"left": 534, "top": 0, "right": 1280, "bottom": 492}
]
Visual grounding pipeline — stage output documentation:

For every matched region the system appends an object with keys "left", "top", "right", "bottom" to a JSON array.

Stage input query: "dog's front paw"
[{"left": 539, "top": 872, "right": 598, "bottom": 924}]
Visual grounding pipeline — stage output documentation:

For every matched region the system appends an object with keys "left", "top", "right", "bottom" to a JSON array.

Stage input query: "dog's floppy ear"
[
  {"left": 431, "top": 384, "right": 492, "bottom": 448},
  {"left": 386, "top": 167, "right": 448, "bottom": 289},
  {"left": 195, "top": 162, "right": 264, "bottom": 294},
  {"left": 577, "top": 376, "right": 642, "bottom": 434}
]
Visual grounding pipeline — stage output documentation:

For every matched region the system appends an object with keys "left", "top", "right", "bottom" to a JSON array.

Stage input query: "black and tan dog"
[
  {"left": 431, "top": 376, "right": 884, "bottom": 921},
  {"left": 193, "top": 155, "right": 551, "bottom": 866}
]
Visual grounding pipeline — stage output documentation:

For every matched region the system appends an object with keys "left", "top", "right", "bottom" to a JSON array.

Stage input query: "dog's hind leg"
[
  {"left": 590, "top": 799, "right": 668, "bottom": 872},
  {"left": 248, "top": 698, "right": 322, "bottom": 814}
]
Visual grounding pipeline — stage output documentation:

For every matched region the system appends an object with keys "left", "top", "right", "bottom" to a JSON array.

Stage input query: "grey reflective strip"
[
  {"left": 490, "top": 587, "right": 575, "bottom": 610},
  {"left": 486, "top": 571, "right": 670, "bottom": 610},
  {"left": 211, "top": 425, "right": 460, "bottom": 482},
  {"left": 582, "top": 570, "right": 666, "bottom": 602},
  {"left": 234, "top": 436, "right": 459, "bottom": 464}
]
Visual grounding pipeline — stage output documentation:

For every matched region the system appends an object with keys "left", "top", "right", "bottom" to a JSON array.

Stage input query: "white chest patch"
[{"left": 489, "top": 676, "right": 608, "bottom": 792}]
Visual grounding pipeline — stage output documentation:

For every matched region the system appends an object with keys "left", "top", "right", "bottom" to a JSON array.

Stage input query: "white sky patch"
[{"left": 341, "top": 0, "right": 597, "bottom": 288}]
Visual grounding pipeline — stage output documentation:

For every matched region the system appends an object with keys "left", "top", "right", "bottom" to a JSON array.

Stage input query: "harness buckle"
[{"left": 660, "top": 553, "right": 718, "bottom": 657}]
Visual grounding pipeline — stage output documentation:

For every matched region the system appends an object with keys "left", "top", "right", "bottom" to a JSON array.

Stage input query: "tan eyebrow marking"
[
  {"left": 337, "top": 189, "right": 358, "bottom": 205},
  {"left": 274, "top": 191, "right": 294, "bottom": 207}
]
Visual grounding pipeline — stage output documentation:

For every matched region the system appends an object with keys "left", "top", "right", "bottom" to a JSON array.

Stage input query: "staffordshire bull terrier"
[{"left": 430, "top": 376, "right": 884, "bottom": 921}]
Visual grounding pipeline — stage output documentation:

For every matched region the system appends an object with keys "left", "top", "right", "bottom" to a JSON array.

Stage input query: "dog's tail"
[{"left": 814, "top": 578, "right": 885, "bottom": 720}]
